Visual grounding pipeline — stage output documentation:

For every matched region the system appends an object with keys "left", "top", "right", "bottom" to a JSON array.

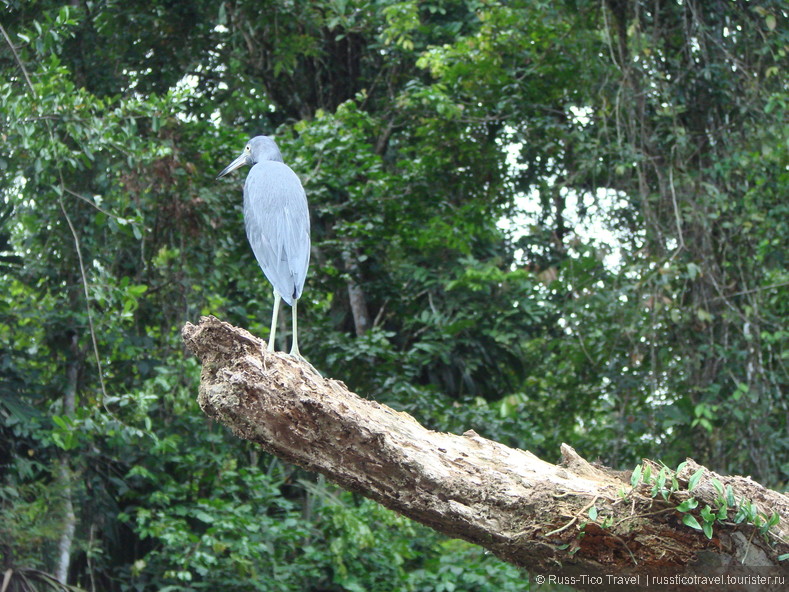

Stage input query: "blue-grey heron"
[{"left": 217, "top": 136, "right": 310, "bottom": 357}]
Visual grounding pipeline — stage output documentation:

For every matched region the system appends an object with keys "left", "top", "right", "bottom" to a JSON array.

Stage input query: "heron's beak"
[{"left": 216, "top": 153, "right": 247, "bottom": 179}]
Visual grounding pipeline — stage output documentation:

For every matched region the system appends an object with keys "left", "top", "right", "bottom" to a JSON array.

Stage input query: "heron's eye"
[{"left": 245, "top": 146, "right": 251, "bottom": 152}]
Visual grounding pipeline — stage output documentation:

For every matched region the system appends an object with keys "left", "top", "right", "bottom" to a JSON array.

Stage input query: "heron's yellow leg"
[
  {"left": 268, "top": 291, "right": 281, "bottom": 352},
  {"left": 289, "top": 299, "right": 300, "bottom": 358}
]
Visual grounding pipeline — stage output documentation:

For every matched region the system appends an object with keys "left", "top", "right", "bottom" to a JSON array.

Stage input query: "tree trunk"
[
  {"left": 342, "top": 245, "right": 371, "bottom": 336},
  {"left": 55, "top": 333, "right": 79, "bottom": 585},
  {"left": 182, "top": 317, "right": 789, "bottom": 591},
  {"left": 54, "top": 459, "right": 76, "bottom": 584}
]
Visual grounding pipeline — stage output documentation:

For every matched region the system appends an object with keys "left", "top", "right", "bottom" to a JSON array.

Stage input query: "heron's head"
[{"left": 216, "top": 136, "right": 284, "bottom": 179}]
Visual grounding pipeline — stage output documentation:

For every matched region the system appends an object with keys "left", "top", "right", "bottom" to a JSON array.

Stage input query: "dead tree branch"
[{"left": 182, "top": 316, "right": 789, "bottom": 591}]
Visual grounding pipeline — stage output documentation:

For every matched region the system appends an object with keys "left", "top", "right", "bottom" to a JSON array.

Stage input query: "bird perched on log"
[{"left": 217, "top": 136, "right": 310, "bottom": 357}]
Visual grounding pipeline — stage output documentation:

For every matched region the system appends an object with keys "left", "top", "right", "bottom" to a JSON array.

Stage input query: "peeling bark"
[{"left": 182, "top": 317, "right": 789, "bottom": 591}]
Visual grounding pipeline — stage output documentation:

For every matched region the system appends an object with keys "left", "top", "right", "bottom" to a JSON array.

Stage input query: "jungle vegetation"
[{"left": 1, "top": 0, "right": 786, "bottom": 590}]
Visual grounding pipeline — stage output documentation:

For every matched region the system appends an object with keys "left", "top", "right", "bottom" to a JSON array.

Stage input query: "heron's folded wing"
[
  {"left": 243, "top": 163, "right": 310, "bottom": 305},
  {"left": 281, "top": 194, "right": 311, "bottom": 301}
]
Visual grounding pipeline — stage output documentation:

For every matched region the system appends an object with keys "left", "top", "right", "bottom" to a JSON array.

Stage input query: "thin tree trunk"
[
  {"left": 55, "top": 333, "right": 78, "bottom": 585},
  {"left": 182, "top": 317, "right": 789, "bottom": 591},
  {"left": 54, "top": 460, "right": 76, "bottom": 584},
  {"left": 342, "top": 244, "right": 370, "bottom": 336}
]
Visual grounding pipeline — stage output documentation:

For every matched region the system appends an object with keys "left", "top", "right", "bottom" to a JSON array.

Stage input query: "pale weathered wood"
[{"left": 182, "top": 316, "right": 789, "bottom": 591}]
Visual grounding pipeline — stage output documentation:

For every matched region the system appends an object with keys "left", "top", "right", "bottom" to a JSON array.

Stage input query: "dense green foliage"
[{"left": 1, "top": 0, "right": 786, "bottom": 590}]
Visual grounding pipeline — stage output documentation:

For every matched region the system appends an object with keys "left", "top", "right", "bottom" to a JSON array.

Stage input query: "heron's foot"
[{"left": 288, "top": 350, "right": 323, "bottom": 377}]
